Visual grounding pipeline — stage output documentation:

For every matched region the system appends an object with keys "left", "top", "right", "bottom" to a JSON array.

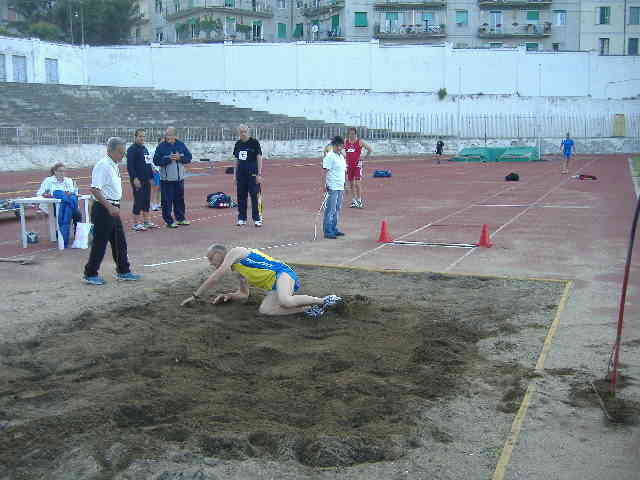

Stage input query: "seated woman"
[{"left": 37, "top": 162, "right": 82, "bottom": 230}]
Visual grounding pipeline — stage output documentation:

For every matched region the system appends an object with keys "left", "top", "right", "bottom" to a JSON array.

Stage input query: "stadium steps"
[{"left": 0, "top": 83, "right": 349, "bottom": 131}]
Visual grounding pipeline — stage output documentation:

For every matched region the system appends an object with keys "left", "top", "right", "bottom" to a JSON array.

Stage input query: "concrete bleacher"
[{"left": 0, "top": 82, "right": 346, "bottom": 130}]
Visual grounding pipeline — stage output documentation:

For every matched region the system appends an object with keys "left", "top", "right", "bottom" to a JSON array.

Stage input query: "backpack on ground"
[
  {"left": 505, "top": 172, "right": 520, "bottom": 181},
  {"left": 373, "top": 170, "right": 392, "bottom": 178},
  {"left": 207, "top": 192, "right": 234, "bottom": 208}
]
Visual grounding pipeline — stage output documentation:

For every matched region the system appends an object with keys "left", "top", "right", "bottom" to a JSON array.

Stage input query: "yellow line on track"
[{"left": 492, "top": 280, "right": 573, "bottom": 480}]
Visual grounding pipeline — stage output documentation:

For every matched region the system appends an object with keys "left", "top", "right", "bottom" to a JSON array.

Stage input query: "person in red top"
[{"left": 344, "top": 127, "right": 372, "bottom": 208}]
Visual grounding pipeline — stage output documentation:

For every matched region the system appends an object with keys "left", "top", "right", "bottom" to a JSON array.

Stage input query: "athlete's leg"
[
  {"left": 561, "top": 154, "right": 570, "bottom": 173},
  {"left": 258, "top": 273, "right": 323, "bottom": 316}
]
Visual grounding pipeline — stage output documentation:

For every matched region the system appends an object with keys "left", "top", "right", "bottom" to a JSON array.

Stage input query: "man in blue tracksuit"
[{"left": 153, "top": 126, "right": 192, "bottom": 228}]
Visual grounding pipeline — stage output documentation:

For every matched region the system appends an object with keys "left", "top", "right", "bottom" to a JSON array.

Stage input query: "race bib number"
[
  {"left": 144, "top": 154, "right": 152, "bottom": 164},
  {"left": 347, "top": 148, "right": 356, "bottom": 153},
  {"left": 238, "top": 150, "right": 248, "bottom": 161}
]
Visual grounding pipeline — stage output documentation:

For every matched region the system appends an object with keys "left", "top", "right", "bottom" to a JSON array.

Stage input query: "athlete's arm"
[
  {"left": 212, "top": 276, "right": 250, "bottom": 304},
  {"left": 181, "top": 247, "right": 249, "bottom": 306},
  {"left": 360, "top": 139, "right": 373, "bottom": 157}
]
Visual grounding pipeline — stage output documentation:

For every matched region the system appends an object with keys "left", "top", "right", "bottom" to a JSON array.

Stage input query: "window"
[
  {"left": 630, "top": 7, "right": 640, "bottom": 24},
  {"left": 354, "top": 12, "right": 368, "bottom": 27},
  {"left": 525, "top": 42, "right": 538, "bottom": 51},
  {"left": 155, "top": 28, "right": 164, "bottom": 42},
  {"left": 526, "top": 11, "right": 540, "bottom": 22},
  {"left": 0, "top": 54, "right": 5, "bottom": 82},
  {"left": 296, "top": 0, "right": 303, "bottom": 7},
  {"left": 629, "top": 38, "right": 639, "bottom": 55},
  {"left": 252, "top": 20, "right": 262, "bottom": 40},
  {"left": 455, "top": 10, "right": 468, "bottom": 26},
  {"left": 224, "top": 0, "right": 235, "bottom": 7},
  {"left": 225, "top": 17, "right": 235, "bottom": 35},
  {"left": 277, "top": 0, "right": 286, "bottom": 8},
  {"left": 423, "top": 12, "right": 434, "bottom": 25},
  {"left": 597, "top": 7, "right": 610, "bottom": 25},
  {"left": 155, "top": 0, "right": 163, "bottom": 13},
  {"left": 135, "top": 27, "right": 141, "bottom": 42},
  {"left": 12, "top": 55, "right": 27, "bottom": 83},
  {"left": 599, "top": 37, "right": 609, "bottom": 55},
  {"left": 331, "top": 14, "right": 340, "bottom": 34},
  {"left": 489, "top": 42, "right": 503, "bottom": 48},
  {"left": 552, "top": 42, "right": 559, "bottom": 51},
  {"left": 191, "top": 23, "right": 199, "bottom": 39},
  {"left": 554, "top": 10, "right": 566, "bottom": 26},
  {"left": 293, "top": 23, "right": 303, "bottom": 38},
  {"left": 277, "top": 22, "right": 287, "bottom": 38}
]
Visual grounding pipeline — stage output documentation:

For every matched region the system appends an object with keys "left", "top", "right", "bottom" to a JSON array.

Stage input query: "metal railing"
[{"left": 0, "top": 113, "right": 637, "bottom": 145}]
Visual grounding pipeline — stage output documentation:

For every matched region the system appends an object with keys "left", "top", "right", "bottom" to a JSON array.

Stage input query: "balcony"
[
  {"left": 374, "top": 1, "right": 446, "bottom": 9},
  {"left": 478, "top": 0, "right": 552, "bottom": 8},
  {"left": 165, "top": 0, "right": 273, "bottom": 21},
  {"left": 304, "top": 29, "right": 345, "bottom": 41},
  {"left": 478, "top": 23, "right": 551, "bottom": 37},
  {"left": 302, "top": 0, "right": 345, "bottom": 18},
  {"left": 374, "top": 23, "right": 446, "bottom": 39}
]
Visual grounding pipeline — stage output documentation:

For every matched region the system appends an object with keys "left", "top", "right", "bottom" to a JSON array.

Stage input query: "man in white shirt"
[
  {"left": 322, "top": 136, "right": 347, "bottom": 239},
  {"left": 83, "top": 137, "right": 141, "bottom": 285}
]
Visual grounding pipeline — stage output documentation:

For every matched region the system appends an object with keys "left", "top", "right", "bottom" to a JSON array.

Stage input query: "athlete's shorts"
[
  {"left": 347, "top": 161, "right": 363, "bottom": 181},
  {"left": 563, "top": 152, "right": 572, "bottom": 159},
  {"left": 153, "top": 171, "right": 160, "bottom": 187},
  {"left": 274, "top": 268, "right": 301, "bottom": 292}
]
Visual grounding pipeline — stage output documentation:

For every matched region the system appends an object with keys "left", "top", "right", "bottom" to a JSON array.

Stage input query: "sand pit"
[{"left": 0, "top": 266, "right": 566, "bottom": 480}]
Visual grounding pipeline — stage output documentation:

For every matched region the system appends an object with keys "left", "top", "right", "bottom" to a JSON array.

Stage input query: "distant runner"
[
  {"left": 344, "top": 128, "right": 372, "bottom": 208},
  {"left": 435, "top": 138, "right": 444, "bottom": 163},
  {"left": 181, "top": 245, "right": 343, "bottom": 318},
  {"left": 560, "top": 132, "right": 575, "bottom": 174}
]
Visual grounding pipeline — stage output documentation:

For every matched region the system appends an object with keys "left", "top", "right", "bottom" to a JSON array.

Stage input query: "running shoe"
[
  {"left": 132, "top": 223, "right": 147, "bottom": 231},
  {"left": 350, "top": 199, "right": 358, "bottom": 208},
  {"left": 151, "top": 204, "right": 161, "bottom": 211},
  {"left": 176, "top": 220, "right": 191, "bottom": 226},
  {"left": 144, "top": 221, "right": 158, "bottom": 229},
  {"left": 83, "top": 276, "right": 105, "bottom": 286},
  {"left": 115, "top": 272, "right": 141, "bottom": 281},
  {"left": 237, "top": 220, "right": 247, "bottom": 226},
  {"left": 357, "top": 199, "right": 365, "bottom": 208},
  {"left": 322, "top": 295, "right": 343, "bottom": 309},
  {"left": 304, "top": 305, "right": 325, "bottom": 318},
  {"left": 254, "top": 220, "right": 263, "bottom": 227},
  {"left": 167, "top": 222, "right": 178, "bottom": 228}
]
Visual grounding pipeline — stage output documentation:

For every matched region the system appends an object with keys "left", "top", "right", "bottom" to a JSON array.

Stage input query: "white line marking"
[
  {"left": 444, "top": 159, "right": 598, "bottom": 272},
  {"left": 341, "top": 183, "right": 520, "bottom": 266},
  {"left": 477, "top": 204, "right": 591, "bottom": 209}
]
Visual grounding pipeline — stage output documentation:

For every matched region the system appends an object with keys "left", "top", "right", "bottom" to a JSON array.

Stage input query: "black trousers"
[
  {"left": 236, "top": 174, "right": 260, "bottom": 222},
  {"left": 84, "top": 202, "right": 130, "bottom": 278},
  {"left": 160, "top": 180, "right": 186, "bottom": 225},
  {"left": 131, "top": 179, "right": 151, "bottom": 215}
]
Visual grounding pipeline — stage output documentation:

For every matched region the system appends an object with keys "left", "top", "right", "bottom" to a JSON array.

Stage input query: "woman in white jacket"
[{"left": 37, "top": 162, "right": 82, "bottom": 227}]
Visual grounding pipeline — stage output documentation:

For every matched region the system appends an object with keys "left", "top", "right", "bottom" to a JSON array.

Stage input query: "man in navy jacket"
[
  {"left": 153, "top": 126, "right": 192, "bottom": 228},
  {"left": 126, "top": 128, "right": 155, "bottom": 231}
]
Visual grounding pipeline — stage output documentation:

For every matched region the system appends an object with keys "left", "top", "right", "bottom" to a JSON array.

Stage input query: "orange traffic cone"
[
  {"left": 477, "top": 224, "right": 492, "bottom": 248},
  {"left": 378, "top": 220, "right": 394, "bottom": 243}
]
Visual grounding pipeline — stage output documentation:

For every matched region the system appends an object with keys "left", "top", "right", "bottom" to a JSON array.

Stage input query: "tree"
[
  {"left": 200, "top": 16, "right": 222, "bottom": 40},
  {"left": 25, "top": 21, "right": 65, "bottom": 42},
  {"left": 7, "top": 0, "right": 53, "bottom": 22}
]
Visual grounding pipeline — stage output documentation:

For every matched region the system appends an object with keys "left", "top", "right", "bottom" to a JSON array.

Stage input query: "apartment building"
[{"left": 136, "top": 0, "right": 640, "bottom": 53}]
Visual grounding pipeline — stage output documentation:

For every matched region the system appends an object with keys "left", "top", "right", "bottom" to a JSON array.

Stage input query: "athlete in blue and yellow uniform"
[{"left": 181, "top": 245, "right": 342, "bottom": 317}]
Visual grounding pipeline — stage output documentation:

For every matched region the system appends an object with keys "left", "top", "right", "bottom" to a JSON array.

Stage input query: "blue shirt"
[{"left": 561, "top": 138, "right": 574, "bottom": 156}]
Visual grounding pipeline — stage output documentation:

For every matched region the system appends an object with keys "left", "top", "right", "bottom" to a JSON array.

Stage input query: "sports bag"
[
  {"left": 505, "top": 172, "right": 520, "bottom": 181},
  {"left": 373, "top": 170, "right": 392, "bottom": 177},
  {"left": 207, "top": 192, "right": 234, "bottom": 208}
]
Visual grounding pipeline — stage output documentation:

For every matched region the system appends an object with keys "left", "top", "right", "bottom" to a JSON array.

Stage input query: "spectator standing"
[
  {"left": 83, "top": 137, "right": 140, "bottom": 285},
  {"left": 126, "top": 128, "right": 156, "bottom": 231},
  {"left": 435, "top": 138, "right": 444, "bottom": 163},
  {"left": 322, "top": 136, "right": 347, "bottom": 239},
  {"left": 233, "top": 125, "right": 263, "bottom": 227},
  {"left": 153, "top": 127, "right": 192, "bottom": 228}
]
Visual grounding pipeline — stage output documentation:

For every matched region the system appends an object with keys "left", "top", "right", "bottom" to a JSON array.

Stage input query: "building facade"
[{"left": 135, "top": 0, "right": 640, "bottom": 53}]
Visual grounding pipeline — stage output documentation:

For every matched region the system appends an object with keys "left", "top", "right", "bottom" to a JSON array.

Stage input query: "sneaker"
[
  {"left": 254, "top": 220, "right": 263, "bottom": 227},
  {"left": 335, "top": 231, "right": 345, "bottom": 236},
  {"left": 115, "top": 272, "right": 141, "bottom": 281},
  {"left": 304, "top": 305, "right": 325, "bottom": 318},
  {"left": 324, "top": 234, "right": 337, "bottom": 239},
  {"left": 350, "top": 199, "right": 358, "bottom": 208},
  {"left": 167, "top": 222, "right": 178, "bottom": 228},
  {"left": 322, "top": 295, "right": 343, "bottom": 309},
  {"left": 237, "top": 220, "right": 247, "bottom": 226},
  {"left": 133, "top": 223, "right": 147, "bottom": 231},
  {"left": 83, "top": 275, "right": 105, "bottom": 286},
  {"left": 176, "top": 220, "right": 191, "bottom": 226},
  {"left": 151, "top": 204, "right": 161, "bottom": 211},
  {"left": 144, "top": 221, "right": 158, "bottom": 229},
  {"left": 357, "top": 199, "right": 364, "bottom": 208}
]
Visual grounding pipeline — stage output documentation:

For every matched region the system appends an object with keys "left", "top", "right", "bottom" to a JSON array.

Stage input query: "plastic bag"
[{"left": 71, "top": 222, "right": 93, "bottom": 249}]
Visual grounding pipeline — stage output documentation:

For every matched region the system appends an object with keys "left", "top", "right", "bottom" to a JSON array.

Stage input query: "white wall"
[
  {"left": 0, "top": 36, "right": 86, "bottom": 84},
  {"left": 4, "top": 36, "right": 639, "bottom": 99}
]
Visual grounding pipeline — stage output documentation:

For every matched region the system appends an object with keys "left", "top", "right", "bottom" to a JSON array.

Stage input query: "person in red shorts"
[{"left": 344, "top": 127, "right": 372, "bottom": 208}]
